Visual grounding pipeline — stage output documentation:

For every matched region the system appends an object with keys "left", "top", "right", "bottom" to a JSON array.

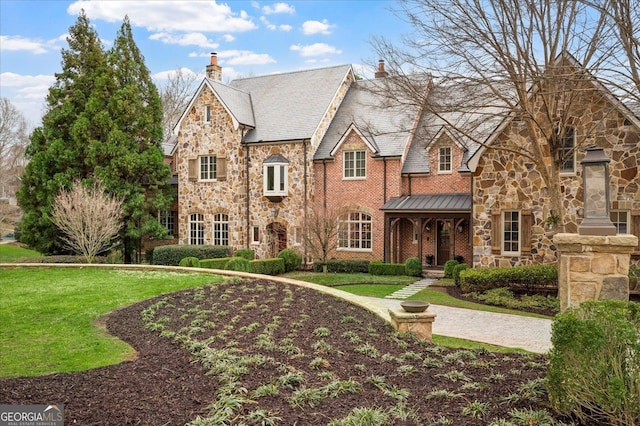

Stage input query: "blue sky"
[{"left": 0, "top": 0, "right": 409, "bottom": 128}]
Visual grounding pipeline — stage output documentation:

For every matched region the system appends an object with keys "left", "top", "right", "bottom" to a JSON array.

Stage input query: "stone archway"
[{"left": 267, "top": 222, "right": 287, "bottom": 258}]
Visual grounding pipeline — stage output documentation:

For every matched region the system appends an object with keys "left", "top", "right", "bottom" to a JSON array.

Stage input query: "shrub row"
[
  {"left": 152, "top": 245, "right": 232, "bottom": 266},
  {"left": 369, "top": 261, "right": 407, "bottom": 276},
  {"left": 194, "top": 256, "right": 285, "bottom": 276},
  {"left": 16, "top": 255, "right": 108, "bottom": 264},
  {"left": 548, "top": 300, "right": 640, "bottom": 425},
  {"left": 312, "top": 259, "right": 370, "bottom": 273},
  {"left": 459, "top": 264, "right": 557, "bottom": 294}
]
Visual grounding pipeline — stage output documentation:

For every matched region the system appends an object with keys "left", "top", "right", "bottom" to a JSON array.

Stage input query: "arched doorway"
[{"left": 267, "top": 222, "right": 287, "bottom": 258}]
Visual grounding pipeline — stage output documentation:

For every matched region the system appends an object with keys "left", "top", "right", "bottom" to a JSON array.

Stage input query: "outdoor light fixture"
[{"left": 578, "top": 146, "right": 616, "bottom": 236}]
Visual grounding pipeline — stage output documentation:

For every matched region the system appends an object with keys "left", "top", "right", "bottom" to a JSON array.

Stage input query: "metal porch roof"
[{"left": 381, "top": 193, "right": 472, "bottom": 212}]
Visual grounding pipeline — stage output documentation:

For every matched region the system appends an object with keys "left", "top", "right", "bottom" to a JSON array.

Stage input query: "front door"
[
  {"left": 267, "top": 222, "right": 287, "bottom": 258},
  {"left": 437, "top": 221, "right": 450, "bottom": 265}
]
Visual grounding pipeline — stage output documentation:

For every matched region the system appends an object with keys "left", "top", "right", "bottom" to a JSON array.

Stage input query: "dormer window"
[
  {"left": 438, "top": 146, "right": 452, "bottom": 173},
  {"left": 263, "top": 154, "right": 288, "bottom": 200},
  {"left": 343, "top": 151, "right": 366, "bottom": 179}
]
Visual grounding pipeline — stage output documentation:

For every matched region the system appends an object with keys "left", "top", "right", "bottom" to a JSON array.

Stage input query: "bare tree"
[
  {"left": 159, "top": 68, "right": 200, "bottom": 138},
  {"left": 303, "top": 206, "right": 346, "bottom": 273},
  {"left": 0, "top": 97, "right": 29, "bottom": 198},
  {"left": 371, "top": 0, "right": 637, "bottom": 230},
  {"left": 50, "top": 179, "right": 124, "bottom": 263}
]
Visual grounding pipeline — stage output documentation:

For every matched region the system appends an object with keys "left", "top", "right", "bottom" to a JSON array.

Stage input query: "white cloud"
[
  {"left": 302, "top": 19, "right": 333, "bottom": 35},
  {"left": 67, "top": 1, "right": 257, "bottom": 33},
  {"left": 260, "top": 16, "right": 276, "bottom": 31},
  {"left": 0, "top": 73, "right": 56, "bottom": 126},
  {"left": 290, "top": 43, "right": 341, "bottom": 57},
  {"left": 262, "top": 3, "right": 295, "bottom": 15},
  {"left": 279, "top": 24, "right": 292, "bottom": 32},
  {"left": 0, "top": 72, "right": 54, "bottom": 88},
  {"left": 218, "top": 50, "right": 276, "bottom": 65},
  {"left": 0, "top": 35, "right": 60, "bottom": 55},
  {"left": 223, "top": 34, "right": 235, "bottom": 42},
  {"left": 153, "top": 67, "right": 199, "bottom": 81},
  {"left": 149, "top": 32, "right": 219, "bottom": 49}
]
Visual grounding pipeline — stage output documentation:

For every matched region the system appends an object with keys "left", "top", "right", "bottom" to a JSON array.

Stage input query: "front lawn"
[
  {"left": 0, "top": 243, "right": 41, "bottom": 262},
  {"left": 0, "top": 268, "right": 219, "bottom": 378}
]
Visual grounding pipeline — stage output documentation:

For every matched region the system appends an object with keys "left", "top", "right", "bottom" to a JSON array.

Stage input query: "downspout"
[
  {"left": 303, "top": 139, "right": 309, "bottom": 264},
  {"left": 383, "top": 157, "right": 387, "bottom": 203},
  {"left": 242, "top": 127, "right": 250, "bottom": 249},
  {"left": 408, "top": 174, "right": 412, "bottom": 195},
  {"left": 323, "top": 160, "right": 327, "bottom": 211}
]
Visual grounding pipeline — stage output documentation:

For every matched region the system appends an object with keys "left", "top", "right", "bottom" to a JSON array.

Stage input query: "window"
[
  {"left": 438, "top": 146, "right": 452, "bottom": 173},
  {"left": 200, "top": 155, "right": 217, "bottom": 181},
  {"left": 338, "top": 212, "right": 372, "bottom": 250},
  {"left": 189, "top": 213, "right": 205, "bottom": 245},
  {"left": 558, "top": 127, "right": 576, "bottom": 174},
  {"left": 263, "top": 155, "right": 288, "bottom": 197},
  {"left": 294, "top": 227, "right": 303, "bottom": 245},
  {"left": 213, "top": 213, "right": 229, "bottom": 246},
  {"left": 502, "top": 211, "right": 520, "bottom": 255},
  {"left": 343, "top": 151, "right": 366, "bottom": 178},
  {"left": 205, "top": 105, "right": 211, "bottom": 123},
  {"left": 251, "top": 226, "right": 260, "bottom": 244},
  {"left": 610, "top": 210, "right": 629, "bottom": 234},
  {"left": 159, "top": 210, "right": 175, "bottom": 236}
]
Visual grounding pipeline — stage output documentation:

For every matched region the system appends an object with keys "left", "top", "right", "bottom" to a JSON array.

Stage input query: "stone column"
[
  {"left": 553, "top": 233, "right": 638, "bottom": 312},
  {"left": 388, "top": 309, "right": 437, "bottom": 341}
]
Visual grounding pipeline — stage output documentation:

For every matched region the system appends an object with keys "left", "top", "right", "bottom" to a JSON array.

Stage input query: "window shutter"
[
  {"left": 632, "top": 211, "right": 640, "bottom": 252},
  {"left": 188, "top": 159, "right": 197, "bottom": 181},
  {"left": 521, "top": 210, "right": 532, "bottom": 254},
  {"left": 491, "top": 212, "right": 501, "bottom": 254},
  {"left": 217, "top": 156, "right": 227, "bottom": 181}
]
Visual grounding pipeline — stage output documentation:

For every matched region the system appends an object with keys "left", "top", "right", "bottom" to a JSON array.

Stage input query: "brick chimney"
[
  {"left": 206, "top": 52, "right": 222, "bottom": 81},
  {"left": 375, "top": 59, "right": 389, "bottom": 79}
]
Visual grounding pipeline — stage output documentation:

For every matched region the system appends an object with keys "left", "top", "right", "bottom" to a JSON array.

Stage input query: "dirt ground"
[{"left": 1, "top": 279, "right": 586, "bottom": 425}]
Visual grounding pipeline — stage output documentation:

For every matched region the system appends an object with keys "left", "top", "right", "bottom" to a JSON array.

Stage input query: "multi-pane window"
[
  {"left": 264, "top": 164, "right": 288, "bottom": 196},
  {"left": 343, "top": 151, "right": 366, "bottom": 178},
  {"left": 338, "top": 212, "right": 372, "bottom": 250},
  {"left": 189, "top": 213, "right": 205, "bottom": 245},
  {"left": 200, "top": 155, "right": 217, "bottom": 181},
  {"left": 559, "top": 126, "right": 576, "bottom": 174},
  {"left": 502, "top": 211, "right": 520, "bottom": 254},
  {"left": 213, "top": 213, "right": 229, "bottom": 246},
  {"left": 610, "top": 210, "right": 629, "bottom": 234},
  {"left": 438, "top": 146, "right": 452, "bottom": 173},
  {"left": 159, "top": 210, "right": 175, "bottom": 236}
]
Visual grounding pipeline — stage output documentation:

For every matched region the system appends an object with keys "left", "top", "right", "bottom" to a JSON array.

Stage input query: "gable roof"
[
  {"left": 315, "top": 78, "right": 424, "bottom": 160},
  {"left": 229, "top": 64, "right": 353, "bottom": 143},
  {"left": 466, "top": 53, "right": 640, "bottom": 172}
]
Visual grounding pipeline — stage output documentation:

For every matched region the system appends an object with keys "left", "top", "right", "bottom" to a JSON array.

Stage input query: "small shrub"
[
  {"left": 459, "top": 264, "right": 557, "bottom": 294},
  {"left": 630, "top": 267, "right": 640, "bottom": 291},
  {"left": 250, "top": 258, "right": 285, "bottom": 275},
  {"left": 235, "top": 249, "right": 255, "bottom": 261},
  {"left": 278, "top": 248, "right": 302, "bottom": 272},
  {"left": 199, "top": 257, "right": 233, "bottom": 269},
  {"left": 405, "top": 257, "right": 422, "bottom": 277},
  {"left": 152, "top": 244, "right": 232, "bottom": 266},
  {"left": 179, "top": 256, "right": 201, "bottom": 267},
  {"left": 369, "top": 261, "right": 406, "bottom": 276},
  {"left": 547, "top": 299, "right": 640, "bottom": 426},
  {"left": 313, "top": 259, "right": 370, "bottom": 273},
  {"left": 443, "top": 260, "right": 459, "bottom": 278},
  {"left": 225, "top": 257, "right": 251, "bottom": 272},
  {"left": 452, "top": 263, "right": 470, "bottom": 286}
]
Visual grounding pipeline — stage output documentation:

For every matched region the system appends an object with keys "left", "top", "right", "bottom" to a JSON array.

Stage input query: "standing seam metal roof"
[{"left": 381, "top": 193, "right": 472, "bottom": 211}]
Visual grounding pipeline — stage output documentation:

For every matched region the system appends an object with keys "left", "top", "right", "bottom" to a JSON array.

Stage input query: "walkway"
[{"left": 376, "top": 277, "right": 552, "bottom": 354}]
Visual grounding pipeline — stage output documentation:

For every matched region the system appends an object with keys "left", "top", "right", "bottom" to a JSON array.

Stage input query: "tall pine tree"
[
  {"left": 18, "top": 11, "right": 106, "bottom": 254},
  {"left": 18, "top": 13, "right": 171, "bottom": 261}
]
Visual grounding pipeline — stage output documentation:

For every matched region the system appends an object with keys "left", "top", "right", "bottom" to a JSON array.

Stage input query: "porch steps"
[{"left": 385, "top": 278, "right": 436, "bottom": 300}]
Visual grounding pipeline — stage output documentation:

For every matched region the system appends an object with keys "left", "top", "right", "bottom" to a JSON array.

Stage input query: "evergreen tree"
[
  {"left": 17, "top": 11, "right": 106, "bottom": 254},
  {"left": 94, "top": 16, "right": 171, "bottom": 263}
]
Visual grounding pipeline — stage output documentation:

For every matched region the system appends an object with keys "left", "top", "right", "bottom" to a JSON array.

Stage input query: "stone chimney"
[
  {"left": 206, "top": 52, "right": 222, "bottom": 81},
  {"left": 375, "top": 59, "right": 389, "bottom": 78}
]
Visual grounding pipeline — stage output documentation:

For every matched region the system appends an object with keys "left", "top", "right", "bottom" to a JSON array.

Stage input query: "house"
[
  {"left": 467, "top": 55, "right": 640, "bottom": 268},
  {"left": 171, "top": 54, "right": 354, "bottom": 260}
]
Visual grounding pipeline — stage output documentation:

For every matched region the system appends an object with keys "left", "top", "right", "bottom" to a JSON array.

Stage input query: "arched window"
[
  {"left": 189, "top": 213, "right": 205, "bottom": 245},
  {"left": 338, "top": 212, "right": 372, "bottom": 250},
  {"left": 213, "top": 213, "right": 229, "bottom": 246}
]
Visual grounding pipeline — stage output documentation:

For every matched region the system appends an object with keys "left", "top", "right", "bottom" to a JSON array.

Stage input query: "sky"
[{"left": 0, "top": 0, "right": 410, "bottom": 129}]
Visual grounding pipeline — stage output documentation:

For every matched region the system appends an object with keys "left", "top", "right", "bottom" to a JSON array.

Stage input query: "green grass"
[
  {"left": 0, "top": 243, "right": 42, "bottom": 262},
  {"left": 431, "top": 335, "right": 528, "bottom": 354},
  {"left": 283, "top": 271, "right": 417, "bottom": 286},
  {"left": 0, "top": 268, "right": 220, "bottom": 378},
  {"left": 335, "top": 284, "right": 405, "bottom": 298}
]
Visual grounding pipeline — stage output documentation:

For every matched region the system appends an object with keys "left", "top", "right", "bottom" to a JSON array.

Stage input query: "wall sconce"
[
  {"left": 578, "top": 146, "right": 616, "bottom": 236},
  {"left": 457, "top": 225, "right": 463, "bottom": 233}
]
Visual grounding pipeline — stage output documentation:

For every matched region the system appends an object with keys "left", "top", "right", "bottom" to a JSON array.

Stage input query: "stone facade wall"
[{"left": 472, "top": 79, "right": 640, "bottom": 268}]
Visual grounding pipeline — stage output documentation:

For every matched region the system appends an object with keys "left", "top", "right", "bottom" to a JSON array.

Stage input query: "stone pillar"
[
  {"left": 388, "top": 309, "right": 437, "bottom": 341},
  {"left": 553, "top": 233, "right": 638, "bottom": 312}
]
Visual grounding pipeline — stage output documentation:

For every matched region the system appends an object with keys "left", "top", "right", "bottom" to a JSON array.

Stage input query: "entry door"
[
  {"left": 437, "top": 221, "right": 450, "bottom": 265},
  {"left": 267, "top": 222, "right": 287, "bottom": 258}
]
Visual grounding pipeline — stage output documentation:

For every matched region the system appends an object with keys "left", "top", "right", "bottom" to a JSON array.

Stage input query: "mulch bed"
[{"left": 1, "top": 279, "right": 583, "bottom": 425}]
